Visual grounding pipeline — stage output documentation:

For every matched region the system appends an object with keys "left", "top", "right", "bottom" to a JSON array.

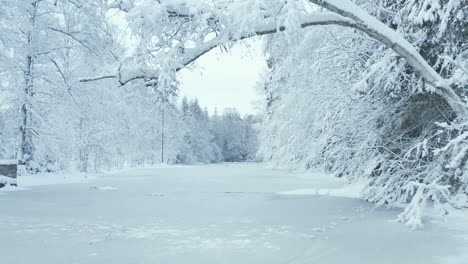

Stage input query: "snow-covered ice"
[
  {"left": 0, "top": 163, "right": 467, "bottom": 264},
  {"left": 90, "top": 186, "right": 119, "bottom": 191},
  {"left": 0, "top": 159, "right": 17, "bottom": 165},
  {"left": 18, "top": 172, "right": 94, "bottom": 187},
  {"left": 277, "top": 172, "right": 367, "bottom": 198}
]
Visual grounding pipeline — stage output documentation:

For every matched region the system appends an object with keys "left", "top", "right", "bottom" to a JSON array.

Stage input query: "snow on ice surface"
[
  {"left": 0, "top": 163, "right": 467, "bottom": 264},
  {"left": 0, "top": 171, "right": 95, "bottom": 193},
  {"left": 277, "top": 172, "right": 366, "bottom": 198},
  {"left": 19, "top": 172, "right": 94, "bottom": 187},
  {"left": 90, "top": 186, "right": 118, "bottom": 191},
  {"left": 0, "top": 159, "right": 17, "bottom": 165}
]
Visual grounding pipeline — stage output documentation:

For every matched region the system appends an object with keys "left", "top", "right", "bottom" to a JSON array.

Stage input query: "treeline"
[
  {"left": 0, "top": 93, "right": 260, "bottom": 173},
  {"left": 179, "top": 98, "right": 259, "bottom": 164}
]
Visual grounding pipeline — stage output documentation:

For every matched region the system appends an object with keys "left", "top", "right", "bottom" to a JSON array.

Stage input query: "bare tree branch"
[{"left": 48, "top": 27, "right": 99, "bottom": 56}]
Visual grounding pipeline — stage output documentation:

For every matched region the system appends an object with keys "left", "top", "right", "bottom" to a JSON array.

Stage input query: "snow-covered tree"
[
  {"left": 0, "top": 0, "right": 113, "bottom": 171},
  {"left": 218, "top": 110, "right": 259, "bottom": 162},
  {"left": 178, "top": 98, "right": 221, "bottom": 163},
  {"left": 259, "top": 0, "right": 468, "bottom": 228}
]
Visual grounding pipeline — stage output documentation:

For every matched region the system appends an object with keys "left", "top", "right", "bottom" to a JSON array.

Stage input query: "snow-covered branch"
[
  {"left": 82, "top": 0, "right": 467, "bottom": 118},
  {"left": 308, "top": 0, "right": 467, "bottom": 118},
  {"left": 80, "top": 12, "right": 354, "bottom": 86}
]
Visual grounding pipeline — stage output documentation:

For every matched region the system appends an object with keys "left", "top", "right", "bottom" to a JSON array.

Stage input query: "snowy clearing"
[
  {"left": 90, "top": 186, "right": 119, "bottom": 191},
  {"left": 1, "top": 163, "right": 467, "bottom": 264}
]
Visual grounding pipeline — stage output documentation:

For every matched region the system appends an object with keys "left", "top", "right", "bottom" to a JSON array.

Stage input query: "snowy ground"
[{"left": 1, "top": 163, "right": 467, "bottom": 264}]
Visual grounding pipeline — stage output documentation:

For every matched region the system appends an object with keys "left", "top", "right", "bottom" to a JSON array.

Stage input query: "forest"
[
  {"left": 0, "top": 0, "right": 467, "bottom": 242},
  {"left": 0, "top": 0, "right": 260, "bottom": 173}
]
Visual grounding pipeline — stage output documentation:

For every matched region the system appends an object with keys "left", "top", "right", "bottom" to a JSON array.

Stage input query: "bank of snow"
[
  {"left": 0, "top": 171, "right": 95, "bottom": 193},
  {"left": 277, "top": 183, "right": 365, "bottom": 198},
  {"left": 0, "top": 164, "right": 192, "bottom": 193},
  {"left": 277, "top": 170, "right": 366, "bottom": 199}
]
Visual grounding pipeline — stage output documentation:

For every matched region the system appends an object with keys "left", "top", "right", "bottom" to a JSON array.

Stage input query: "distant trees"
[
  {"left": 0, "top": 70, "right": 259, "bottom": 172},
  {"left": 178, "top": 98, "right": 259, "bottom": 164},
  {"left": 216, "top": 110, "right": 259, "bottom": 162}
]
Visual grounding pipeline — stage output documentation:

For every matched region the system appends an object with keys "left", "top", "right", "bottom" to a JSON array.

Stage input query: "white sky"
[{"left": 177, "top": 40, "right": 267, "bottom": 116}]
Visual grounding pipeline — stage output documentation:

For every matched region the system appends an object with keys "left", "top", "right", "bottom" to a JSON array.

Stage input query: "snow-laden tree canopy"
[
  {"left": 84, "top": 0, "right": 467, "bottom": 119},
  {"left": 256, "top": 0, "right": 467, "bottom": 228}
]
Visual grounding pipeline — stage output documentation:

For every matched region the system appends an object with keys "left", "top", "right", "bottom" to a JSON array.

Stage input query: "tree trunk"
[
  {"left": 161, "top": 107, "right": 165, "bottom": 164},
  {"left": 18, "top": 1, "right": 39, "bottom": 168}
]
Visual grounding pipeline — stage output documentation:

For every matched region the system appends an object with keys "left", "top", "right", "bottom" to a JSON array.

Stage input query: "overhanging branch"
[
  {"left": 80, "top": 3, "right": 467, "bottom": 118},
  {"left": 80, "top": 12, "right": 353, "bottom": 85}
]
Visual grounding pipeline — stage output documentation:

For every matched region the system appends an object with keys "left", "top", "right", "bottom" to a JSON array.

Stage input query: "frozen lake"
[{"left": 0, "top": 163, "right": 466, "bottom": 263}]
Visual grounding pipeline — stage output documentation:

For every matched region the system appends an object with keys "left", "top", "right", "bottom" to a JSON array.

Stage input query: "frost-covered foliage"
[{"left": 259, "top": 0, "right": 468, "bottom": 228}]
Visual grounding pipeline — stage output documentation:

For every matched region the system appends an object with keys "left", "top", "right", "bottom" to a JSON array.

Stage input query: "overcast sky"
[{"left": 177, "top": 40, "right": 267, "bottom": 116}]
